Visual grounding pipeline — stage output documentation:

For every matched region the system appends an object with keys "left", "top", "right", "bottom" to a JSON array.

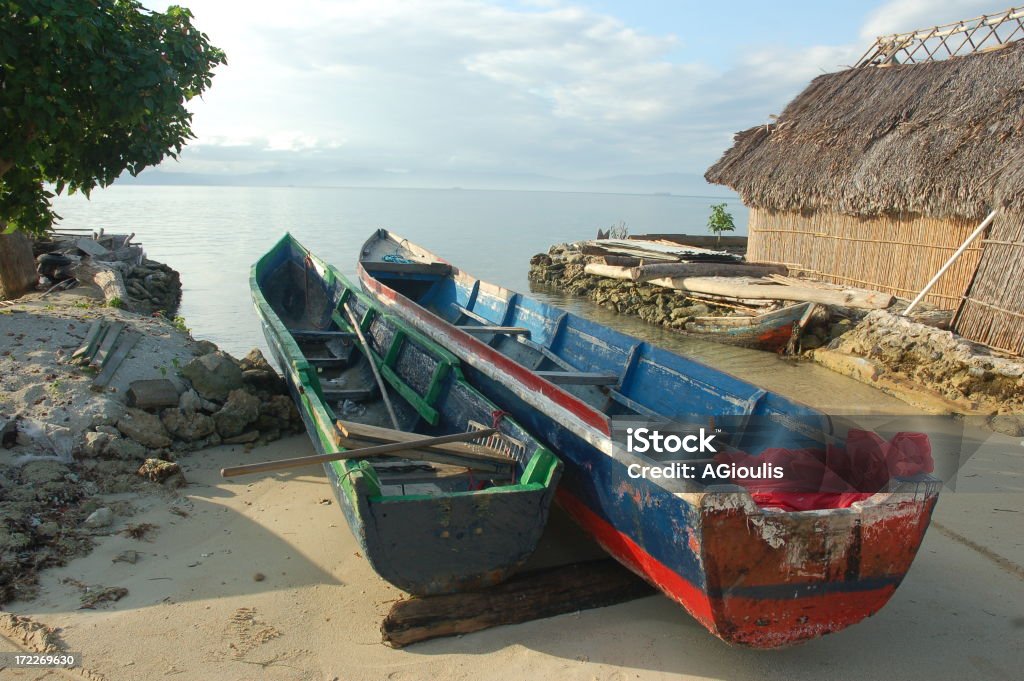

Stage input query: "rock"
[
  {"left": 260, "top": 395, "right": 295, "bottom": 423},
  {"left": 192, "top": 340, "right": 218, "bottom": 356},
  {"left": 116, "top": 408, "right": 172, "bottom": 449},
  {"left": 178, "top": 389, "right": 202, "bottom": 415},
  {"left": 160, "top": 409, "right": 215, "bottom": 442},
  {"left": 989, "top": 414, "right": 1024, "bottom": 437},
  {"left": 242, "top": 368, "right": 285, "bottom": 394},
  {"left": 94, "top": 425, "right": 120, "bottom": 436},
  {"left": 80, "top": 431, "right": 114, "bottom": 458},
  {"left": 214, "top": 389, "right": 260, "bottom": 438},
  {"left": 105, "top": 437, "right": 148, "bottom": 461},
  {"left": 223, "top": 430, "right": 260, "bottom": 445},
  {"left": 127, "top": 379, "right": 181, "bottom": 410},
  {"left": 801, "top": 334, "right": 825, "bottom": 350},
  {"left": 239, "top": 348, "right": 274, "bottom": 373},
  {"left": 180, "top": 351, "right": 244, "bottom": 402},
  {"left": 137, "top": 458, "right": 185, "bottom": 487},
  {"left": 83, "top": 507, "right": 114, "bottom": 529}
]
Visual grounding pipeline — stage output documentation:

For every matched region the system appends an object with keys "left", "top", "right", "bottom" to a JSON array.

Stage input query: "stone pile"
[
  {"left": 828, "top": 310, "right": 1024, "bottom": 428},
  {"left": 123, "top": 258, "right": 182, "bottom": 315},
  {"left": 75, "top": 347, "right": 303, "bottom": 492},
  {"left": 528, "top": 243, "right": 834, "bottom": 347}
]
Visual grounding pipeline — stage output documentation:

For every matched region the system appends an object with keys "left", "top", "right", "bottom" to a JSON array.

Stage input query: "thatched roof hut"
[{"left": 706, "top": 19, "right": 1024, "bottom": 355}]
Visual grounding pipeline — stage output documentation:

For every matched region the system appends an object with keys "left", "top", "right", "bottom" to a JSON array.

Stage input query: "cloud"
[
  {"left": 860, "top": 0, "right": 1003, "bottom": 40},
  {"left": 138, "top": 1, "right": 986, "bottom": 189}
]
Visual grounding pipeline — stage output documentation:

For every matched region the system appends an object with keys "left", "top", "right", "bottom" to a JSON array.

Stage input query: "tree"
[
  {"left": 1, "top": 1, "right": 226, "bottom": 237},
  {"left": 707, "top": 203, "right": 735, "bottom": 245}
]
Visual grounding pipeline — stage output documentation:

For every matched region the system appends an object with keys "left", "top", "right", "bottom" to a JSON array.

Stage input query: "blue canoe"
[{"left": 358, "top": 228, "right": 941, "bottom": 647}]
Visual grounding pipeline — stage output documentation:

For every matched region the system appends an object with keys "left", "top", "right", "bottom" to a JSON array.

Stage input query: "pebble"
[{"left": 83, "top": 507, "right": 114, "bottom": 528}]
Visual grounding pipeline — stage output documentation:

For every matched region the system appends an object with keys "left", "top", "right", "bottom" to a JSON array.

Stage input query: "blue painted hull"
[{"left": 357, "top": 229, "right": 941, "bottom": 647}]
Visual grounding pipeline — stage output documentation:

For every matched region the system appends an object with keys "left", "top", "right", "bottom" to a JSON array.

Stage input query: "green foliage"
[
  {"left": 107, "top": 296, "right": 124, "bottom": 309},
  {"left": 0, "top": 1, "right": 226, "bottom": 235},
  {"left": 707, "top": 203, "right": 736, "bottom": 243},
  {"left": 171, "top": 315, "right": 189, "bottom": 334}
]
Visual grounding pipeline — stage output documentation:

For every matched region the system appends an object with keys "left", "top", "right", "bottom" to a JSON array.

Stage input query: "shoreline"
[{"left": 1, "top": 240, "right": 1022, "bottom": 680}]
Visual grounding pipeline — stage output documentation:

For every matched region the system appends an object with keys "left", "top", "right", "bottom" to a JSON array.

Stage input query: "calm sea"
[
  {"left": 49, "top": 184, "right": 916, "bottom": 413},
  {"left": 52, "top": 185, "right": 746, "bottom": 351}
]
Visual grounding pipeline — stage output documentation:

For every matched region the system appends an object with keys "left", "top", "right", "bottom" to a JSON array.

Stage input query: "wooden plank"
[
  {"left": 289, "top": 329, "right": 356, "bottom": 340},
  {"left": 75, "top": 238, "right": 110, "bottom": 257},
  {"left": 380, "top": 559, "right": 656, "bottom": 648},
  {"left": 90, "top": 321, "right": 125, "bottom": 368},
  {"left": 364, "top": 261, "right": 452, "bottom": 276},
  {"left": 306, "top": 357, "right": 349, "bottom": 368},
  {"left": 71, "top": 321, "right": 106, "bottom": 363},
  {"left": 457, "top": 325, "right": 530, "bottom": 336},
  {"left": 92, "top": 331, "right": 140, "bottom": 389},
  {"left": 632, "top": 262, "right": 788, "bottom": 282},
  {"left": 220, "top": 428, "right": 500, "bottom": 478},
  {"left": 321, "top": 387, "right": 377, "bottom": 401},
  {"left": 535, "top": 371, "right": 618, "bottom": 385},
  {"left": 374, "top": 462, "right": 513, "bottom": 485},
  {"left": 336, "top": 420, "right": 514, "bottom": 469}
]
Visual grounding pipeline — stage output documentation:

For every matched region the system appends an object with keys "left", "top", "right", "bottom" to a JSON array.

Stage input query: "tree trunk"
[{"left": 0, "top": 230, "right": 37, "bottom": 300}]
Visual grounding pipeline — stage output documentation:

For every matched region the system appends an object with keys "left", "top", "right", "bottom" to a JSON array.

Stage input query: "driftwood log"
[
  {"left": 380, "top": 558, "right": 656, "bottom": 648},
  {"left": 584, "top": 264, "right": 893, "bottom": 309},
  {"left": 585, "top": 262, "right": 787, "bottom": 282},
  {"left": 631, "top": 262, "right": 788, "bottom": 282},
  {"left": 75, "top": 260, "right": 129, "bottom": 306}
]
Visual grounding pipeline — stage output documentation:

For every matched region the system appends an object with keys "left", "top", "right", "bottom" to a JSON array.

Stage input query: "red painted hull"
[{"left": 357, "top": 231, "right": 941, "bottom": 647}]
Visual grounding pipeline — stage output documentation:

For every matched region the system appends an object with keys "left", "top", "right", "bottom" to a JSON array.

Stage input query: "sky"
[{"left": 136, "top": 0, "right": 1005, "bottom": 193}]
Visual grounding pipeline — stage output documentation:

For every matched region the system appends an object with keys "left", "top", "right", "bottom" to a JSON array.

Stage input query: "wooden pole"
[
  {"left": 381, "top": 558, "right": 655, "bottom": 648},
  {"left": 341, "top": 300, "right": 400, "bottom": 429},
  {"left": 220, "top": 428, "right": 497, "bottom": 478},
  {"left": 904, "top": 210, "right": 997, "bottom": 316}
]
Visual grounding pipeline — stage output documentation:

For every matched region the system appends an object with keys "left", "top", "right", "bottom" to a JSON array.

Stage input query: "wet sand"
[{"left": 2, "top": 429, "right": 1021, "bottom": 681}]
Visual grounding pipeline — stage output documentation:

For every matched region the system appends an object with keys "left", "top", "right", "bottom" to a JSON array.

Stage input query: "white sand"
[{"left": 1, "top": 429, "right": 1022, "bottom": 681}]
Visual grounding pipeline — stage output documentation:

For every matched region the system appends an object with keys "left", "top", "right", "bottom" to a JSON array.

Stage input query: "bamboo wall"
[
  {"left": 747, "top": 209, "right": 985, "bottom": 309},
  {"left": 955, "top": 212, "right": 1024, "bottom": 355}
]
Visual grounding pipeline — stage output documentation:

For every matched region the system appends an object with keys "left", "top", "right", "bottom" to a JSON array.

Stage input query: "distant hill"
[{"left": 116, "top": 167, "right": 739, "bottom": 199}]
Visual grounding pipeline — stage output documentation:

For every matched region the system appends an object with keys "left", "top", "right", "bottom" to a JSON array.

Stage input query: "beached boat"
[
  {"left": 358, "top": 228, "right": 941, "bottom": 647},
  {"left": 251, "top": 234, "right": 561, "bottom": 596},
  {"left": 679, "top": 303, "right": 811, "bottom": 351}
]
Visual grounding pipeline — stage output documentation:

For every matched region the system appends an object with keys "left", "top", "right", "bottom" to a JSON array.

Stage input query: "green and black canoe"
[{"left": 251, "top": 234, "right": 561, "bottom": 595}]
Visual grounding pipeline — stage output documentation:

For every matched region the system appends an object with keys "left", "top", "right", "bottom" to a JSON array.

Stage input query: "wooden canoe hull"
[
  {"left": 357, "top": 228, "right": 941, "bottom": 646},
  {"left": 252, "top": 234, "right": 561, "bottom": 595}
]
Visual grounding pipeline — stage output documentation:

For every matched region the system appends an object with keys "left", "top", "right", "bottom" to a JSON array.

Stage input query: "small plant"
[
  {"left": 107, "top": 296, "right": 124, "bottom": 309},
  {"left": 707, "top": 204, "right": 736, "bottom": 244},
  {"left": 171, "top": 316, "right": 190, "bottom": 334},
  {"left": 171, "top": 357, "right": 181, "bottom": 370}
]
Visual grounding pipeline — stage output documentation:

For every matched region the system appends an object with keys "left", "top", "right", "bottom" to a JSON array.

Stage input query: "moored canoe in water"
[
  {"left": 357, "top": 228, "right": 941, "bottom": 647},
  {"left": 251, "top": 234, "right": 561, "bottom": 596}
]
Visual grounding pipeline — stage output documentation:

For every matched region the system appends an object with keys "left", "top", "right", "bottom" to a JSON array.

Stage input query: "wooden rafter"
[{"left": 856, "top": 6, "right": 1024, "bottom": 67}]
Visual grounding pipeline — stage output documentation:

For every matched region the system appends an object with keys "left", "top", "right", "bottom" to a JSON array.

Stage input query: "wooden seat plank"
[{"left": 536, "top": 370, "right": 618, "bottom": 386}]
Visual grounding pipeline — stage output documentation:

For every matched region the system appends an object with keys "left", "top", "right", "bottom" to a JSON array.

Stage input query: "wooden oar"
[
  {"left": 342, "top": 300, "right": 400, "bottom": 429},
  {"left": 220, "top": 428, "right": 497, "bottom": 478}
]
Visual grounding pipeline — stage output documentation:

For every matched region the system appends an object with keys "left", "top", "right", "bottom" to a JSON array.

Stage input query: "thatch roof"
[{"left": 706, "top": 40, "right": 1024, "bottom": 219}]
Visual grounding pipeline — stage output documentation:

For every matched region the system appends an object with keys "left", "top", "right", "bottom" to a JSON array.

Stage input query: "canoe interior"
[
  {"left": 251, "top": 234, "right": 562, "bottom": 595},
  {"left": 254, "top": 236, "right": 558, "bottom": 496}
]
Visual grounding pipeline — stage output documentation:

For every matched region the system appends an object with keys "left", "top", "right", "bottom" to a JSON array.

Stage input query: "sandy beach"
[{"left": 2, "top": 426, "right": 1021, "bottom": 681}]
